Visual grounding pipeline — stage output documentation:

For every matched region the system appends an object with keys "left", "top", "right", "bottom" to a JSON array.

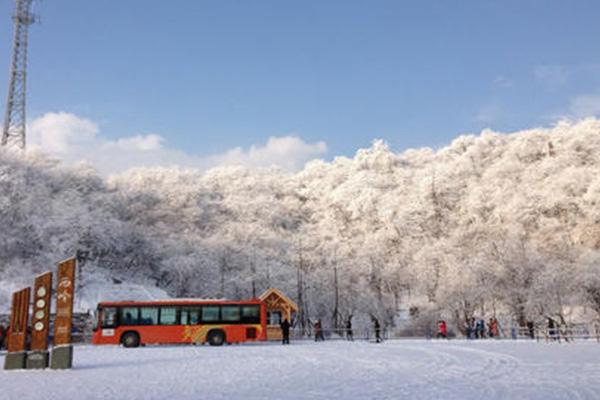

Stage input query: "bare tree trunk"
[
  {"left": 332, "top": 265, "right": 340, "bottom": 330},
  {"left": 251, "top": 249, "right": 256, "bottom": 298},
  {"left": 296, "top": 239, "right": 307, "bottom": 335},
  {"left": 219, "top": 254, "right": 227, "bottom": 298}
]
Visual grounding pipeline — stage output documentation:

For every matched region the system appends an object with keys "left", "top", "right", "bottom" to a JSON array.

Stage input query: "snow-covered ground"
[{"left": 2, "top": 340, "right": 600, "bottom": 400}]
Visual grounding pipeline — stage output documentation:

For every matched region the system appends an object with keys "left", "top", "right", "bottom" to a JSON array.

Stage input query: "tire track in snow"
[{"left": 439, "top": 343, "right": 596, "bottom": 400}]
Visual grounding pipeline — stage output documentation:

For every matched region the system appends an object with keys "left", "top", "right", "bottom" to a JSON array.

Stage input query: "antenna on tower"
[{"left": 2, "top": 0, "right": 37, "bottom": 151}]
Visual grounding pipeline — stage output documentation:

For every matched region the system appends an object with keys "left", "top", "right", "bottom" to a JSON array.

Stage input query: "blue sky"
[{"left": 1, "top": 0, "right": 600, "bottom": 171}]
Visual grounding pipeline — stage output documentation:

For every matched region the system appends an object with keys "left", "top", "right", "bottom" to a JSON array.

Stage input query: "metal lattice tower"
[{"left": 2, "top": 0, "right": 36, "bottom": 150}]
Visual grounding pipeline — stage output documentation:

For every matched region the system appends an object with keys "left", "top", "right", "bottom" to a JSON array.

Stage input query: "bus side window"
[
  {"left": 120, "top": 307, "right": 139, "bottom": 325},
  {"left": 140, "top": 307, "right": 159, "bottom": 325},
  {"left": 180, "top": 309, "right": 189, "bottom": 325},
  {"left": 180, "top": 308, "right": 200, "bottom": 325},
  {"left": 159, "top": 307, "right": 178, "bottom": 325},
  {"left": 201, "top": 306, "right": 220, "bottom": 323},
  {"left": 222, "top": 306, "right": 241, "bottom": 323}
]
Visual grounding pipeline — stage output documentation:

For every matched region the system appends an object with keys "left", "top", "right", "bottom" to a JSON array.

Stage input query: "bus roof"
[{"left": 97, "top": 298, "right": 263, "bottom": 308}]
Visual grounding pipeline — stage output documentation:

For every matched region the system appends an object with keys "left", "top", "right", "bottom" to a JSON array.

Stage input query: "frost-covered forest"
[{"left": 1, "top": 119, "right": 600, "bottom": 332}]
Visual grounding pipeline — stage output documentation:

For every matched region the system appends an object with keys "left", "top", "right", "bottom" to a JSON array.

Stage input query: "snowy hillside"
[
  {"left": 1, "top": 340, "right": 599, "bottom": 399},
  {"left": 0, "top": 272, "right": 169, "bottom": 314},
  {"left": 1, "top": 119, "right": 600, "bottom": 331}
]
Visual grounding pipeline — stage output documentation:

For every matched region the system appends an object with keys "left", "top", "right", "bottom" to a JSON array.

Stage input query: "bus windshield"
[{"left": 100, "top": 307, "right": 117, "bottom": 328}]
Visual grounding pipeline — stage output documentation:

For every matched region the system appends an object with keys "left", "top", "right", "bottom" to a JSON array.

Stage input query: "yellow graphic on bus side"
[{"left": 182, "top": 325, "right": 263, "bottom": 343}]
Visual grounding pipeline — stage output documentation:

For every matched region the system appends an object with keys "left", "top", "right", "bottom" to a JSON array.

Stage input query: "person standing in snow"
[
  {"left": 0, "top": 323, "right": 5, "bottom": 350},
  {"left": 487, "top": 318, "right": 494, "bottom": 338},
  {"left": 466, "top": 318, "right": 475, "bottom": 339},
  {"left": 314, "top": 319, "right": 324, "bottom": 342},
  {"left": 547, "top": 317, "right": 557, "bottom": 341},
  {"left": 346, "top": 316, "right": 354, "bottom": 341},
  {"left": 437, "top": 320, "right": 447, "bottom": 339},
  {"left": 489, "top": 317, "right": 499, "bottom": 338},
  {"left": 373, "top": 318, "right": 382, "bottom": 343},
  {"left": 476, "top": 319, "right": 485, "bottom": 339},
  {"left": 280, "top": 318, "right": 291, "bottom": 345},
  {"left": 527, "top": 321, "right": 535, "bottom": 340}
]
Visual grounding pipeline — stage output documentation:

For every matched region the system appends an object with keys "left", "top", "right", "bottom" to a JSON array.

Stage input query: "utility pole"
[{"left": 2, "top": 0, "right": 37, "bottom": 150}]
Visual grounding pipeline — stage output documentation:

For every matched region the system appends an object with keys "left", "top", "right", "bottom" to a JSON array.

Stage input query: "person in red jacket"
[{"left": 437, "top": 320, "right": 448, "bottom": 339}]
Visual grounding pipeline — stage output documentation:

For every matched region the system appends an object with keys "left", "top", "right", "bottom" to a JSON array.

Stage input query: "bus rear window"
[{"left": 241, "top": 305, "right": 260, "bottom": 324}]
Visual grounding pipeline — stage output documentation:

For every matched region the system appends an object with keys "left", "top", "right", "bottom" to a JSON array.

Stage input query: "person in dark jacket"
[
  {"left": 346, "top": 317, "right": 354, "bottom": 341},
  {"left": 527, "top": 321, "right": 535, "bottom": 340},
  {"left": 373, "top": 318, "right": 382, "bottom": 343},
  {"left": 0, "top": 323, "right": 5, "bottom": 350},
  {"left": 476, "top": 319, "right": 485, "bottom": 339},
  {"left": 548, "top": 317, "right": 558, "bottom": 341},
  {"left": 280, "top": 318, "right": 291, "bottom": 345},
  {"left": 466, "top": 318, "right": 475, "bottom": 339}
]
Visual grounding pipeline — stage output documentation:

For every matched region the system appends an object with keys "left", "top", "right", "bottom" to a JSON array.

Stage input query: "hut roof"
[{"left": 259, "top": 288, "right": 299, "bottom": 312}]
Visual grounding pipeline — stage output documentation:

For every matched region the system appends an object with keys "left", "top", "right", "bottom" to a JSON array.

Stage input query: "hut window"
[{"left": 267, "top": 311, "right": 281, "bottom": 325}]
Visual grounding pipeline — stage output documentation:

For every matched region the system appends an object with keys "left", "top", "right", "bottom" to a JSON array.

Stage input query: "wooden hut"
[{"left": 259, "top": 288, "right": 299, "bottom": 341}]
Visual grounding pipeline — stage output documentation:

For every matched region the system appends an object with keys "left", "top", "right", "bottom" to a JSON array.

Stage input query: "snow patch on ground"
[{"left": 1, "top": 340, "right": 600, "bottom": 400}]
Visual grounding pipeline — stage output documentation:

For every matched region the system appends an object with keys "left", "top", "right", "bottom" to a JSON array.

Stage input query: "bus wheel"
[
  {"left": 121, "top": 332, "right": 140, "bottom": 348},
  {"left": 207, "top": 330, "right": 225, "bottom": 346}
]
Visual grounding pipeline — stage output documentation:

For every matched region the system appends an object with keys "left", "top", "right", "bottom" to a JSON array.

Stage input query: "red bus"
[{"left": 92, "top": 298, "right": 267, "bottom": 347}]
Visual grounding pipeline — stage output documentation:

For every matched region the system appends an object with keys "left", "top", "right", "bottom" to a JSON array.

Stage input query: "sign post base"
[
  {"left": 4, "top": 352, "right": 27, "bottom": 370},
  {"left": 50, "top": 345, "right": 73, "bottom": 369},
  {"left": 26, "top": 350, "right": 49, "bottom": 369}
]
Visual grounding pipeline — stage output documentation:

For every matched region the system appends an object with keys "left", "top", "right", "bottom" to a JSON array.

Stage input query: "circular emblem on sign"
[
  {"left": 36, "top": 299, "right": 46, "bottom": 308},
  {"left": 35, "top": 310, "right": 45, "bottom": 319},
  {"left": 34, "top": 322, "right": 44, "bottom": 331},
  {"left": 59, "top": 277, "right": 71, "bottom": 288},
  {"left": 37, "top": 287, "right": 47, "bottom": 297}
]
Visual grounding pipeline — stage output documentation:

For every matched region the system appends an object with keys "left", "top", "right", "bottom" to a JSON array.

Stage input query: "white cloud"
[
  {"left": 207, "top": 136, "right": 327, "bottom": 171},
  {"left": 29, "top": 112, "right": 99, "bottom": 153},
  {"left": 27, "top": 112, "right": 327, "bottom": 175},
  {"left": 109, "top": 134, "right": 165, "bottom": 151}
]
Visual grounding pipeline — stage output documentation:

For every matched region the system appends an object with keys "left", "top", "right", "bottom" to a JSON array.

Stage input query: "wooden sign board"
[
  {"left": 53, "top": 258, "right": 76, "bottom": 346},
  {"left": 4, "top": 287, "right": 31, "bottom": 369},
  {"left": 7, "top": 287, "right": 31, "bottom": 353},
  {"left": 30, "top": 272, "right": 52, "bottom": 351}
]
